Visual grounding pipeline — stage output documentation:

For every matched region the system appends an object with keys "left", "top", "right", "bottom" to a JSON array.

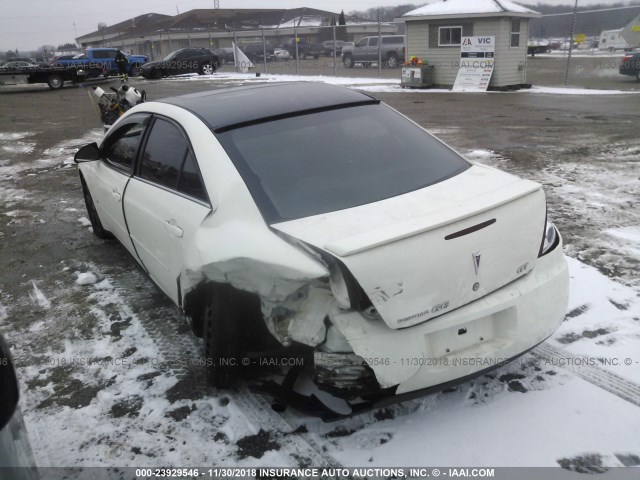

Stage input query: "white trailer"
[{"left": 599, "top": 29, "right": 629, "bottom": 51}]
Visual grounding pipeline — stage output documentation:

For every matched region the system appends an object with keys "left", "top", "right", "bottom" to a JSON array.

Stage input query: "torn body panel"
[{"left": 329, "top": 243, "right": 568, "bottom": 391}]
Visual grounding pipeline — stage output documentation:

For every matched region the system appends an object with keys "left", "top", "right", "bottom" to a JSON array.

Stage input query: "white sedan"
[
  {"left": 75, "top": 83, "right": 568, "bottom": 412},
  {"left": 274, "top": 48, "right": 291, "bottom": 60}
]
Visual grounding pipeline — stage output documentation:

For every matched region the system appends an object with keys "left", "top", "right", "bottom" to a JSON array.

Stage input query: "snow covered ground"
[
  {"left": 0, "top": 83, "right": 639, "bottom": 471},
  {"left": 160, "top": 72, "right": 640, "bottom": 96}
]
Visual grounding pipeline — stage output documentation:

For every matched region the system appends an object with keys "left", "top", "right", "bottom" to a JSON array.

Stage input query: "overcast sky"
[{"left": 0, "top": 0, "right": 631, "bottom": 52}]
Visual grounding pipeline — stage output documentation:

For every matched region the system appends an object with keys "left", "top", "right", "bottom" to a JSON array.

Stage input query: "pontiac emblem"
[{"left": 472, "top": 252, "right": 481, "bottom": 275}]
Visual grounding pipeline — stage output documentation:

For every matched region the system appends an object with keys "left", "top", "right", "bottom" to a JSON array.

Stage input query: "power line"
[{"left": 542, "top": 5, "right": 640, "bottom": 17}]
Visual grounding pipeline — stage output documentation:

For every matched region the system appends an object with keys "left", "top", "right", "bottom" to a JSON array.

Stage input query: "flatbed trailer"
[{"left": 0, "top": 65, "right": 101, "bottom": 89}]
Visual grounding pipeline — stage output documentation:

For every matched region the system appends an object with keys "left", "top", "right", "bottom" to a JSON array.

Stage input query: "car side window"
[
  {"left": 356, "top": 38, "right": 368, "bottom": 47},
  {"left": 139, "top": 117, "right": 208, "bottom": 203},
  {"left": 140, "top": 119, "right": 187, "bottom": 189},
  {"left": 174, "top": 51, "right": 189, "bottom": 61},
  {"left": 102, "top": 116, "right": 149, "bottom": 172},
  {"left": 369, "top": 38, "right": 378, "bottom": 47},
  {"left": 178, "top": 150, "right": 207, "bottom": 202}
]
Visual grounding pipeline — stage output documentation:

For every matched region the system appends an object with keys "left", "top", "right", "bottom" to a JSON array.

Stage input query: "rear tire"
[
  {"left": 343, "top": 54, "right": 354, "bottom": 68},
  {"left": 129, "top": 64, "right": 141, "bottom": 77},
  {"left": 387, "top": 53, "right": 399, "bottom": 69},
  {"left": 47, "top": 73, "right": 64, "bottom": 89},
  {"left": 80, "top": 176, "right": 113, "bottom": 240},
  {"left": 203, "top": 284, "right": 260, "bottom": 388},
  {"left": 199, "top": 62, "right": 215, "bottom": 75}
]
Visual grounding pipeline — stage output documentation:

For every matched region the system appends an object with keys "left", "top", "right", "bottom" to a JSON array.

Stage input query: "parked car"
[
  {"left": 74, "top": 82, "right": 568, "bottom": 407},
  {"left": 0, "top": 334, "right": 40, "bottom": 478},
  {"left": 140, "top": 48, "right": 219, "bottom": 79},
  {"left": 274, "top": 48, "right": 291, "bottom": 60},
  {"left": 214, "top": 47, "right": 235, "bottom": 65},
  {"left": 619, "top": 52, "right": 640, "bottom": 81},
  {"left": 342, "top": 35, "right": 405, "bottom": 68},
  {"left": 5, "top": 56, "right": 36, "bottom": 64},
  {"left": 281, "top": 38, "right": 321, "bottom": 59},
  {"left": 241, "top": 43, "right": 276, "bottom": 63},
  {"left": 321, "top": 40, "right": 347, "bottom": 56},
  {"left": 0, "top": 61, "right": 38, "bottom": 69}
]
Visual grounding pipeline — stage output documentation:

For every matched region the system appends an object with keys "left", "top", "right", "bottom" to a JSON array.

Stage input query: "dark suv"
[
  {"left": 281, "top": 38, "right": 321, "bottom": 59},
  {"left": 141, "top": 48, "right": 219, "bottom": 79},
  {"left": 620, "top": 52, "right": 640, "bottom": 81},
  {"left": 241, "top": 43, "right": 276, "bottom": 63}
]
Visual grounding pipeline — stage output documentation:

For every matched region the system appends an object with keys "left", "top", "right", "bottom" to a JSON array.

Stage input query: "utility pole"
[{"left": 564, "top": 0, "right": 579, "bottom": 86}]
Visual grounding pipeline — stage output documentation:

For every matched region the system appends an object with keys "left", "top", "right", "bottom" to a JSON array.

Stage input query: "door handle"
[
  {"left": 164, "top": 220, "right": 184, "bottom": 238},
  {"left": 111, "top": 189, "right": 121, "bottom": 202}
]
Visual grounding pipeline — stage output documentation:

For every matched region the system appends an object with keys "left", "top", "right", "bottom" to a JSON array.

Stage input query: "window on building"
[
  {"left": 438, "top": 26, "right": 462, "bottom": 46},
  {"left": 511, "top": 19, "right": 521, "bottom": 48}
]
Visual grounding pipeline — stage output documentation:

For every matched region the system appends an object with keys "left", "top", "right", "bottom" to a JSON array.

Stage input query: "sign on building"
[{"left": 452, "top": 36, "right": 495, "bottom": 92}]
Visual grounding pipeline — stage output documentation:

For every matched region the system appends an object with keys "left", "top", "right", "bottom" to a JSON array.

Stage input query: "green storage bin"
[{"left": 401, "top": 65, "right": 434, "bottom": 89}]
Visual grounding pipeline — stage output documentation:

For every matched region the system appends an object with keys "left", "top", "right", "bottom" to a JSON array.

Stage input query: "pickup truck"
[
  {"left": 342, "top": 35, "right": 405, "bottom": 68},
  {"left": 56, "top": 48, "right": 148, "bottom": 77}
]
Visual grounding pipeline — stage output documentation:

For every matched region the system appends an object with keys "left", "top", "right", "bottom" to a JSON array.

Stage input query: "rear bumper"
[
  {"left": 619, "top": 67, "right": 639, "bottom": 76},
  {"left": 332, "top": 240, "right": 569, "bottom": 393}
]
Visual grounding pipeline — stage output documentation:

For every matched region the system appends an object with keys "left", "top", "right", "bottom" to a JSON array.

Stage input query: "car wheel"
[
  {"left": 47, "top": 73, "right": 64, "bottom": 89},
  {"left": 129, "top": 64, "right": 141, "bottom": 77},
  {"left": 343, "top": 55, "right": 354, "bottom": 68},
  {"left": 199, "top": 62, "right": 215, "bottom": 75},
  {"left": 636, "top": 71, "right": 640, "bottom": 82},
  {"left": 80, "top": 176, "right": 113, "bottom": 240},
  {"left": 387, "top": 53, "right": 399, "bottom": 69},
  {"left": 313, "top": 54, "right": 320, "bottom": 59},
  {"left": 202, "top": 284, "right": 258, "bottom": 388}
]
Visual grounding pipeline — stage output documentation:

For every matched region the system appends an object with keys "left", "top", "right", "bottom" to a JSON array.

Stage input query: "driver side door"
[{"left": 85, "top": 113, "right": 151, "bottom": 257}]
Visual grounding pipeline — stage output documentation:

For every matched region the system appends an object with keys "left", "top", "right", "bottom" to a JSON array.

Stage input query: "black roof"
[{"left": 157, "top": 82, "right": 379, "bottom": 132}]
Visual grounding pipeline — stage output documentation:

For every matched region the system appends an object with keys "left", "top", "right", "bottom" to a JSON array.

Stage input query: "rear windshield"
[
  {"left": 217, "top": 104, "right": 470, "bottom": 223},
  {"left": 382, "top": 37, "right": 404, "bottom": 44}
]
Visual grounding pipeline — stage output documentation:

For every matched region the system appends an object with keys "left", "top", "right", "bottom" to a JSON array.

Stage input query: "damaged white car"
[{"left": 75, "top": 83, "right": 569, "bottom": 416}]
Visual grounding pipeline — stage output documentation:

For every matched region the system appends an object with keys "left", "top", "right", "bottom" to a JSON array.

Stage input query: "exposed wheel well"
[{"left": 183, "top": 281, "right": 264, "bottom": 340}]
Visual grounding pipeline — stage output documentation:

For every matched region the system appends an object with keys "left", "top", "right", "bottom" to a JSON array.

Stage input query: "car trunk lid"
[{"left": 272, "top": 164, "right": 546, "bottom": 329}]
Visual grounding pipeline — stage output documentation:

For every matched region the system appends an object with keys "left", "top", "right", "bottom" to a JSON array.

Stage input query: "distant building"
[
  {"left": 401, "top": 0, "right": 540, "bottom": 89},
  {"left": 76, "top": 8, "right": 397, "bottom": 60}
]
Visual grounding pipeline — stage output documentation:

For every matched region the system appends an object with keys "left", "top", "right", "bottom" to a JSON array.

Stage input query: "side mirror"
[
  {"left": 74, "top": 142, "right": 101, "bottom": 163},
  {"left": 0, "top": 334, "right": 19, "bottom": 432}
]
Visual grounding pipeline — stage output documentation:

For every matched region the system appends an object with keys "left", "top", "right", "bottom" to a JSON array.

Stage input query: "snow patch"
[
  {"left": 75, "top": 272, "right": 98, "bottom": 286},
  {"left": 1, "top": 142, "right": 36, "bottom": 154},
  {"left": 0, "top": 298, "right": 7, "bottom": 323},
  {"left": 404, "top": 0, "right": 538, "bottom": 17},
  {"left": 170, "top": 72, "right": 640, "bottom": 96},
  {"left": 606, "top": 226, "right": 640, "bottom": 244},
  {"left": 0, "top": 132, "right": 35, "bottom": 141},
  {"left": 78, "top": 217, "right": 92, "bottom": 227},
  {"left": 466, "top": 149, "right": 495, "bottom": 159},
  {"left": 29, "top": 281, "right": 51, "bottom": 309}
]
